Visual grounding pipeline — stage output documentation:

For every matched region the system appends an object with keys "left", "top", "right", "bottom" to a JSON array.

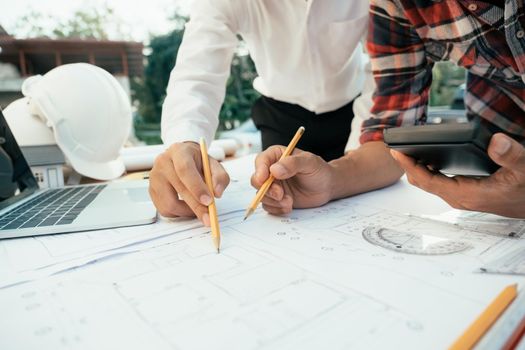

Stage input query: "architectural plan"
[
  {"left": 0, "top": 177, "right": 252, "bottom": 289},
  {"left": 481, "top": 245, "right": 525, "bottom": 275},
  {"left": 1, "top": 155, "right": 524, "bottom": 349},
  {"left": 1, "top": 194, "right": 524, "bottom": 349}
]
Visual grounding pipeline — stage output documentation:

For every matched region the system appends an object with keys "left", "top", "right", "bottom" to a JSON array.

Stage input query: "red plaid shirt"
[{"left": 363, "top": 0, "right": 525, "bottom": 144}]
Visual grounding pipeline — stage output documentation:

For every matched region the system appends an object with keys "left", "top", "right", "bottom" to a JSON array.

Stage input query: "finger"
[
  {"left": 269, "top": 152, "right": 321, "bottom": 180},
  {"left": 488, "top": 133, "right": 525, "bottom": 171},
  {"left": 261, "top": 193, "right": 293, "bottom": 209},
  {"left": 172, "top": 156, "right": 212, "bottom": 206},
  {"left": 156, "top": 158, "right": 210, "bottom": 222},
  {"left": 150, "top": 154, "right": 195, "bottom": 217},
  {"left": 252, "top": 146, "right": 287, "bottom": 187},
  {"left": 262, "top": 202, "right": 293, "bottom": 216},
  {"left": 390, "top": 149, "right": 478, "bottom": 204},
  {"left": 171, "top": 176, "right": 211, "bottom": 226},
  {"left": 149, "top": 174, "right": 194, "bottom": 218},
  {"left": 389, "top": 150, "right": 416, "bottom": 172},
  {"left": 390, "top": 149, "right": 453, "bottom": 191},
  {"left": 210, "top": 159, "right": 230, "bottom": 198},
  {"left": 266, "top": 182, "right": 284, "bottom": 201}
]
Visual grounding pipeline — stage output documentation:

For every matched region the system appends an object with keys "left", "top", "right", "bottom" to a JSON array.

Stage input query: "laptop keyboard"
[{"left": 0, "top": 185, "right": 106, "bottom": 230}]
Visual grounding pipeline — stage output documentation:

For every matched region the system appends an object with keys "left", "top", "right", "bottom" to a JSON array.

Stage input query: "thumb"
[
  {"left": 269, "top": 152, "right": 321, "bottom": 180},
  {"left": 488, "top": 133, "right": 525, "bottom": 171},
  {"left": 251, "top": 146, "right": 286, "bottom": 188}
]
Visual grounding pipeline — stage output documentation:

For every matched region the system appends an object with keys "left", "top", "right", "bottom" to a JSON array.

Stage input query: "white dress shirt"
[{"left": 161, "top": 0, "right": 373, "bottom": 151}]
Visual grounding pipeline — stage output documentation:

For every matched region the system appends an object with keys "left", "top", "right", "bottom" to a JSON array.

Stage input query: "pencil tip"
[
  {"left": 217, "top": 248, "right": 220, "bottom": 254},
  {"left": 243, "top": 208, "right": 254, "bottom": 221}
]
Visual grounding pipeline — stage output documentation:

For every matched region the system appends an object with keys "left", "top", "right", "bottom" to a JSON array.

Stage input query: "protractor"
[{"left": 362, "top": 226, "right": 471, "bottom": 255}]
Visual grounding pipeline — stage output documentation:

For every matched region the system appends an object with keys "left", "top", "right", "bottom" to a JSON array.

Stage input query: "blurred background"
[{"left": 0, "top": 0, "right": 466, "bottom": 148}]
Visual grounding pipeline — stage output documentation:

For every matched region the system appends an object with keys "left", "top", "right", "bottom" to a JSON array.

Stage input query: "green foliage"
[
  {"left": 10, "top": 10, "right": 49, "bottom": 38},
  {"left": 11, "top": 4, "right": 127, "bottom": 40},
  {"left": 429, "top": 62, "right": 466, "bottom": 107},
  {"left": 131, "top": 24, "right": 185, "bottom": 125},
  {"left": 132, "top": 19, "right": 260, "bottom": 144},
  {"left": 219, "top": 52, "right": 260, "bottom": 131},
  {"left": 52, "top": 7, "right": 118, "bottom": 39}
]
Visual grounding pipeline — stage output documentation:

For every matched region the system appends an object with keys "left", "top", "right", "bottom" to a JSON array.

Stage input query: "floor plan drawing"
[
  {"left": 1, "top": 194, "right": 524, "bottom": 350},
  {"left": 0, "top": 179, "right": 253, "bottom": 289},
  {"left": 481, "top": 245, "right": 525, "bottom": 275}
]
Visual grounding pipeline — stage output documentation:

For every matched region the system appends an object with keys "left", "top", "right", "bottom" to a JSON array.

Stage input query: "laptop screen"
[{"left": 0, "top": 109, "right": 38, "bottom": 207}]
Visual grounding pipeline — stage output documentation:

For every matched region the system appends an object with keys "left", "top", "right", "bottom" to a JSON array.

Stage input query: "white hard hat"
[
  {"left": 21, "top": 63, "right": 131, "bottom": 180},
  {"left": 3, "top": 97, "right": 56, "bottom": 146}
]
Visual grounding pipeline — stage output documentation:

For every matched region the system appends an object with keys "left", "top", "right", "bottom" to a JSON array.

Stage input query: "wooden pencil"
[
  {"left": 244, "top": 126, "right": 305, "bottom": 221},
  {"left": 449, "top": 284, "right": 517, "bottom": 350},
  {"left": 200, "top": 137, "right": 221, "bottom": 253}
]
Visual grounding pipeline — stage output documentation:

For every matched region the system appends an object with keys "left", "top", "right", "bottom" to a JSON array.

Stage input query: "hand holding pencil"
[
  {"left": 248, "top": 126, "right": 337, "bottom": 218},
  {"left": 244, "top": 126, "right": 305, "bottom": 220}
]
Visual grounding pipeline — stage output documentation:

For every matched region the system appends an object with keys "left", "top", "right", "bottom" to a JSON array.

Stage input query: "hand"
[
  {"left": 149, "top": 142, "right": 230, "bottom": 225},
  {"left": 250, "top": 146, "right": 336, "bottom": 215},
  {"left": 390, "top": 133, "right": 525, "bottom": 218}
]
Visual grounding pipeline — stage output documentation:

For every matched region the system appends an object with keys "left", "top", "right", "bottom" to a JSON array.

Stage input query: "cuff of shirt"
[
  {"left": 161, "top": 123, "right": 215, "bottom": 147},
  {"left": 359, "top": 129, "right": 386, "bottom": 144}
]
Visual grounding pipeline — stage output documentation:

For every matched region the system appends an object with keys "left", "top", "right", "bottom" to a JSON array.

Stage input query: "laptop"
[{"left": 0, "top": 109, "right": 157, "bottom": 239}]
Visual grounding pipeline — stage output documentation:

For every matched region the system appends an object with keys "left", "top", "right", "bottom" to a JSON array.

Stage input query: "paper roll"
[
  {"left": 210, "top": 139, "right": 239, "bottom": 156},
  {"left": 120, "top": 142, "right": 228, "bottom": 172}
]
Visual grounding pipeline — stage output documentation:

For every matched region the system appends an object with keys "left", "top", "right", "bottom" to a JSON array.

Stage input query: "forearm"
[{"left": 329, "top": 141, "right": 403, "bottom": 200}]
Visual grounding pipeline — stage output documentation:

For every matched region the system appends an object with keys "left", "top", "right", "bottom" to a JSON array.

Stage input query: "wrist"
[
  {"left": 327, "top": 156, "right": 355, "bottom": 201},
  {"left": 183, "top": 141, "right": 199, "bottom": 146},
  {"left": 181, "top": 141, "right": 200, "bottom": 152}
]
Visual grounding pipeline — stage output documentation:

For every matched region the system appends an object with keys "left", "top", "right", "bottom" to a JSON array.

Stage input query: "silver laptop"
[{"left": 0, "top": 109, "right": 157, "bottom": 239}]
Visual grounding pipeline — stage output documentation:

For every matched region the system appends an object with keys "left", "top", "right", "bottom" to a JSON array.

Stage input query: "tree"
[
  {"left": 221, "top": 49, "right": 260, "bottom": 130},
  {"left": 131, "top": 20, "right": 185, "bottom": 125},
  {"left": 11, "top": 5, "right": 127, "bottom": 40},
  {"left": 429, "top": 62, "right": 466, "bottom": 107},
  {"left": 132, "top": 19, "right": 259, "bottom": 144}
]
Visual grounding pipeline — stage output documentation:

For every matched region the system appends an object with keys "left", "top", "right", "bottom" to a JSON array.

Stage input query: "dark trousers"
[{"left": 251, "top": 96, "right": 355, "bottom": 161}]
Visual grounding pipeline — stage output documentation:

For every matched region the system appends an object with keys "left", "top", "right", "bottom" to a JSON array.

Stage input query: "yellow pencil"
[
  {"left": 199, "top": 137, "right": 221, "bottom": 253},
  {"left": 244, "top": 126, "right": 305, "bottom": 221},
  {"left": 449, "top": 284, "right": 518, "bottom": 350}
]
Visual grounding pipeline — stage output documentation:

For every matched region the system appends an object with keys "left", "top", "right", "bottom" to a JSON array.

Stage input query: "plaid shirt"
[{"left": 363, "top": 0, "right": 525, "bottom": 144}]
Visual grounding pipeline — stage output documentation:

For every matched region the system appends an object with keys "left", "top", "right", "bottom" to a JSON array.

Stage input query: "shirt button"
[
  {"left": 468, "top": 3, "right": 478, "bottom": 11},
  {"left": 517, "top": 30, "right": 525, "bottom": 39}
]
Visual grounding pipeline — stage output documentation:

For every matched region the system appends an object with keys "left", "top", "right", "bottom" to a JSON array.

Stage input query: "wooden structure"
[{"left": 0, "top": 26, "right": 143, "bottom": 77}]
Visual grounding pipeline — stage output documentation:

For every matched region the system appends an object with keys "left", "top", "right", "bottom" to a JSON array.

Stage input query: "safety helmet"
[
  {"left": 21, "top": 63, "right": 131, "bottom": 180},
  {"left": 3, "top": 97, "right": 56, "bottom": 146}
]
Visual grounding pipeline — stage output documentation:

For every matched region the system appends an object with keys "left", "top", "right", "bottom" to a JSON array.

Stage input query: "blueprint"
[
  {"left": 0, "top": 177, "right": 252, "bottom": 289},
  {"left": 1, "top": 195, "right": 524, "bottom": 350},
  {"left": 480, "top": 245, "right": 525, "bottom": 275},
  {"left": 423, "top": 210, "right": 525, "bottom": 275}
]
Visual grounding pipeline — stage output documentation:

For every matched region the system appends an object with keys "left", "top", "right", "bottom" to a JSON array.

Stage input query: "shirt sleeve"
[
  {"left": 361, "top": 0, "right": 434, "bottom": 144},
  {"left": 161, "top": 0, "right": 239, "bottom": 147},
  {"left": 345, "top": 56, "right": 375, "bottom": 151}
]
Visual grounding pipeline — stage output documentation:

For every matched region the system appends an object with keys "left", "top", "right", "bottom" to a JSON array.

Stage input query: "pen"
[
  {"left": 244, "top": 126, "right": 305, "bottom": 221},
  {"left": 200, "top": 137, "right": 221, "bottom": 253},
  {"left": 449, "top": 284, "right": 517, "bottom": 350}
]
